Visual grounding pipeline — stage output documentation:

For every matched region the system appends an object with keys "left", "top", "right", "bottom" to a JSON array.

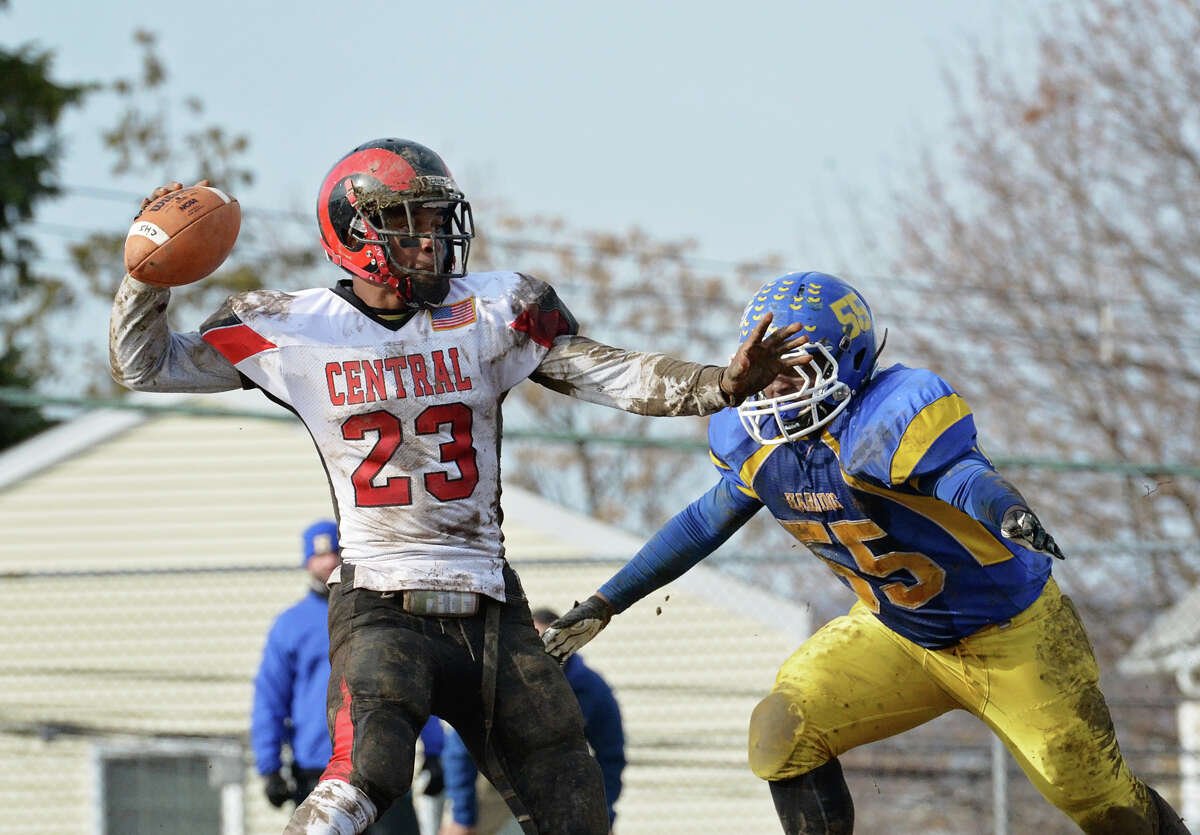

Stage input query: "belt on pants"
[{"left": 336, "top": 564, "right": 483, "bottom": 617}]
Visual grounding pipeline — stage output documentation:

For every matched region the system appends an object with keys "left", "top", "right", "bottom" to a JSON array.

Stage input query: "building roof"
[
  {"left": 1118, "top": 582, "right": 1200, "bottom": 691},
  {"left": 0, "top": 389, "right": 810, "bottom": 833}
]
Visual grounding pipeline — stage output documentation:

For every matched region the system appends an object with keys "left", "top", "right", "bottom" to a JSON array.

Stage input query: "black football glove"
[
  {"left": 264, "top": 771, "right": 291, "bottom": 808},
  {"left": 541, "top": 595, "right": 615, "bottom": 663},
  {"left": 419, "top": 754, "right": 444, "bottom": 796},
  {"left": 1000, "top": 507, "right": 1065, "bottom": 560}
]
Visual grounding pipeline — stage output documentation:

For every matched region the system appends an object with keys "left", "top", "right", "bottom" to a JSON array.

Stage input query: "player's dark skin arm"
[
  {"left": 718, "top": 313, "right": 811, "bottom": 402},
  {"left": 140, "top": 179, "right": 210, "bottom": 212}
]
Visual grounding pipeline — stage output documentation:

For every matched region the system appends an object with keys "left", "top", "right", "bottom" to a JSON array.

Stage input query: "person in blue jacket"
[
  {"left": 252, "top": 519, "right": 445, "bottom": 834},
  {"left": 440, "top": 607, "right": 625, "bottom": 835}
]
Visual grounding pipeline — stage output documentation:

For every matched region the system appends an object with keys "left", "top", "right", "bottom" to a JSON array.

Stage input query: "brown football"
[{"left": 124, "top": 185, "right": 241, "bottom": 287}]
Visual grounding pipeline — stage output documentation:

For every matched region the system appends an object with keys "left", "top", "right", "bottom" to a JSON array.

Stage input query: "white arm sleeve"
[
  {"left": 530, "top": 335, "right": 733, "bottom": 416},
  {"left": 109, "top": 275, "right": 243, "bottom": 393}
]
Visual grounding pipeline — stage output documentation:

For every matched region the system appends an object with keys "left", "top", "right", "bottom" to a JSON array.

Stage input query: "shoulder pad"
[
  {"left": 708, "top": 409, "right": 763, "bottom": 497},
  {"left": 202, "top": 289, "right": 313, "bottom": 330},
  {"left": 840, "top": 365, "right": 978, "bottom": 485},
  {"left": 506, "top": 272, "right": 578, "bottom": 347}
]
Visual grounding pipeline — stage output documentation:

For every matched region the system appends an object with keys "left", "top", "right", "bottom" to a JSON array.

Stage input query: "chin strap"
[
  {"left": 354, "top": 261, "right": 437, "bottom": 311},
  {"left": 395, "top": 274, "right": 421, "bottom": 309}
]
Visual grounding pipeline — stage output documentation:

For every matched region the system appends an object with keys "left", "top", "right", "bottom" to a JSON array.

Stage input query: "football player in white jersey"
[{"left": 110, "top": 138, "right": 810, "bottom": 835}]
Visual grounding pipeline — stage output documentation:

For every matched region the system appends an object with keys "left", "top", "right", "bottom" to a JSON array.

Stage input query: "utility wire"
[
  {"left": 21, "top": 218, "right": 1200, "bottom": 350},
  {"left": 2, "top": 387, "right": 1197, "bottom": 478},
  {"left": 56, "top": 184, "right": 1200, "bottom": 317}
]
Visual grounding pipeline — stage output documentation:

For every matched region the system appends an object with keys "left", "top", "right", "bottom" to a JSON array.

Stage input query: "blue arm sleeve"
[
  {"left": 579, "top": 671, "right": 626, "bottom": 825},
  {"left": 922, "top": 450, "right": 1027, "bottom": 526},
  {"left": 441, "top": 732, "right": 479, "bottom": 826},
  {"left": 250, "top": 623, "right": 294, "bottom": 775},
  {"left": 419, "top": 716, "right": 444, "bottom": 757},
  {"left": 598, "top": 479, "right": 761, "bottom": 613}
]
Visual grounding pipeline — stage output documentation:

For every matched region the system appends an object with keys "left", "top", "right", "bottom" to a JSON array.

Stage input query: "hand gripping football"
[{"left": 124, "top": 185, "right": 241, "bottom": 287}]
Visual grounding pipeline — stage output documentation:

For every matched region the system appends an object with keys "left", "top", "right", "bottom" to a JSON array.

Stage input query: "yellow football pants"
[{"left": 748, "top": 578, "right": 1156, "bottom": 833}]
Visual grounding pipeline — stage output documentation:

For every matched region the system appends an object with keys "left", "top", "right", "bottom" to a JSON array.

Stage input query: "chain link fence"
[
  {"left": 0, "top": 401, "right": 1192, "bottom": 833},
  {"left": 0, "top": 559, "right": 1188, "bottom": 835}
]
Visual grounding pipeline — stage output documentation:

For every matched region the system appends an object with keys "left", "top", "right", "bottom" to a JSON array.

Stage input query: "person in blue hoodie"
[
  {"left": 252, "top": 519, "right": 445, "bottom": 834},
  {"left": 440, "top": 607, "right": 625, "bottom": 835}
]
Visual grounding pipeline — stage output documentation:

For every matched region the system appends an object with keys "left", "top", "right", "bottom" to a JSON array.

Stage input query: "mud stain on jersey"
[
  {"left": 480, "top": 400, "right": 505, "bottom": 542},
  {"left": 112, "top": 276, "right": 167, "bottom": 312},
  {"left": 433, "top": 501, "right": 492, "bottom": 550},
  {"left": 531, "top": 336, "right": 723, "bottom": 416},
  {"left": 480, "top": 271, "right": 549, "bottom": 378},
  {"left": 233, "top": 289, "right": 299, "bottom": 321},
  {"left": 389, "top": 565, "right": 487, "bottom": 589},
  {"left": 508, "top": 271, "right": 552, "bottom": 309},
  {"left": 842, "top": 420, "right": 903, "bottom": 482},
  {"left": 109, "top": 280, "right": 167, "bottom": 371}
]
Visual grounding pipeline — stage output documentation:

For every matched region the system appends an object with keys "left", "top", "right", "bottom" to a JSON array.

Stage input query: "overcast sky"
[{"left": 7, "top": 0, "right": 1041, "bottom": 274}]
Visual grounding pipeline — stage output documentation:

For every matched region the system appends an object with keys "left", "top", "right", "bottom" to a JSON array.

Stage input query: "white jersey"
[{"left": 110, "top": 270, "right": 732, "bottom": 600}]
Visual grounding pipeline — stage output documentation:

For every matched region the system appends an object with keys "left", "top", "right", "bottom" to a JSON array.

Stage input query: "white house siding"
[
  {"left": 0, "top": 393, "right": 809, "bottom": 834},
  {"left": 0, "top": 735, "right": 92, "bottom": 834}
]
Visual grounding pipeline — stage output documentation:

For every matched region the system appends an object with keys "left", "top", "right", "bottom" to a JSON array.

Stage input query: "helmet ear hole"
[{"left": 853, "top": 347, "right": 867, "bottom": 371}]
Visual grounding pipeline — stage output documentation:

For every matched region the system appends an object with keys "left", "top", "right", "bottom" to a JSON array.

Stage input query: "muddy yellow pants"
[{"left": 748, "top": 578, "right": 1155, "bottom": 833}]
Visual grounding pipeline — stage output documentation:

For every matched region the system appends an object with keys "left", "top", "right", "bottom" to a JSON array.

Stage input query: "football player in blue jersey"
[{"left": 543, "top": 272, "right": 1188, "bottom": 835}]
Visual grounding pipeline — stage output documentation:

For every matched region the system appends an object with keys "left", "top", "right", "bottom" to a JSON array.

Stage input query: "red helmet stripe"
[{"left": 317, "top": 148, "right": 417, "bottom": 217}]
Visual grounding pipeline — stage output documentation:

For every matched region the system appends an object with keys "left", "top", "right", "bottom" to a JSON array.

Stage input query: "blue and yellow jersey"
[{"left": 709, "top": 364, "right": 1051, "bottom": 648}]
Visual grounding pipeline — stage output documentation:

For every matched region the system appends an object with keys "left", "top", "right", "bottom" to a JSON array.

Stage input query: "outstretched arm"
[
  {"left": 542, "top": 479, "right": 761, "bottom": 661},
  {"left": 922, "top": 451, "right": 1065, "bottom": 560},
  {"left": 531, "top": 313, "right": 809, "bottom": 416}
]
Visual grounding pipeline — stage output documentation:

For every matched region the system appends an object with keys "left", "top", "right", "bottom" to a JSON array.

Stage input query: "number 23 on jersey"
[{"left": 341, "top": 403, "right": 478, "bottom": 507}]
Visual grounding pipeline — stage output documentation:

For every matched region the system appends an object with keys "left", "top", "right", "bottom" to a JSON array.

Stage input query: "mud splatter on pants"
[
  {"left": 749, "top": 578, "right": 1159, "bottom": 834},
  {"left": 320, "top": 565, "right": 608, "bottom": 835}
]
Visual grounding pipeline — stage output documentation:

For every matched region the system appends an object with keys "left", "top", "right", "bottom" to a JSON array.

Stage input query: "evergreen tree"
[{"left": 0, "top": 15, "right": 89, "bottom": 448}]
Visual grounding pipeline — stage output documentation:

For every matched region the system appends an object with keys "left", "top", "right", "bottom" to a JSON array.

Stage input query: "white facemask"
[{"left": 736, "top": 341, "right": 852, "bottom": 444}]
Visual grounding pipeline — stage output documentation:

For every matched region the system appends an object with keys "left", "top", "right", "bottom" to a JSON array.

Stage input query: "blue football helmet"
[{"left": 736, "top": 272, "right": 879, "bottom": 444}]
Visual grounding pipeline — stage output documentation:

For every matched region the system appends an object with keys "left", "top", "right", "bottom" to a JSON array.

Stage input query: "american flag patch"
[{"left": 430, "top": 297, "right": 476, "bottom": 331}]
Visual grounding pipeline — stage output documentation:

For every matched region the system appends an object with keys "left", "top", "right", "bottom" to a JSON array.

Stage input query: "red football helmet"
[{"left": 317, "top": 138, "right": 474, "bottom": 307}]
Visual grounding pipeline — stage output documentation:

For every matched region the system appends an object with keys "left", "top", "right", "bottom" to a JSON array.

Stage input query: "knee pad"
[{"left": 749, "top": 691, "right": 807, "bottom": 780}]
